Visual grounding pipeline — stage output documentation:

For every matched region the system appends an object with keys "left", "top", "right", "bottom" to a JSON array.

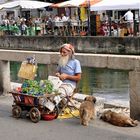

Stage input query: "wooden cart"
[{"left": 9, "top": 91, "right": 59, "bottom": 123}]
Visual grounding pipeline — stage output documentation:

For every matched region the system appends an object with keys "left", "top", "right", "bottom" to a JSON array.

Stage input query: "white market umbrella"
[
  {"left": 0, "top": 0, "right": 53, "bottom": 9},
  {"left": 51, "top": 0, "right": 101, "bottom": 35},
  {"left": 90, "top": 0, "right": 140, "bottom": 11}
]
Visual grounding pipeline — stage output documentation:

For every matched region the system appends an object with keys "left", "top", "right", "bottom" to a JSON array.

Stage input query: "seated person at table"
[
  {"left": 54, "top": 15, "right": 61, "bottom": 25},
  {"left": 61, "top": 13, "right": 69, "bottom": 22},
  {"left": 70, "top": 16, "right": 78, "bottom": 36},
  {"left": 20, "top": 21, "right": 27, "bottom": 35},
  {"left": 100, "top": 13, "right": 108, "bottom": 24}
]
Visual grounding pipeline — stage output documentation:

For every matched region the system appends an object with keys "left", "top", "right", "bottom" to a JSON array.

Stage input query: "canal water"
[{"left": 10, "top": 62, "right": 129, "bottom": 105}]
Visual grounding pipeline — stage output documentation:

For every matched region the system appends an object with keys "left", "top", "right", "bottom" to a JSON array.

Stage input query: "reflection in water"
[
  {"left": 10, "top": 62, "right": 129, "bottom": 102},
  {"left": 80, "top": 67, "right": 129, "bottom": 103}
]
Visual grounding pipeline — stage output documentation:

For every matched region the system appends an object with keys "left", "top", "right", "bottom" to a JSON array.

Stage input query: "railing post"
[
  {"left": 0, "top": 60, "right": 11, "bottom": 95},
  {"left": 129, "top": 70, "right": 140, "bottom": 120},
  {"left": 134, "top": 19, "right": 137, "bottom": 36}
]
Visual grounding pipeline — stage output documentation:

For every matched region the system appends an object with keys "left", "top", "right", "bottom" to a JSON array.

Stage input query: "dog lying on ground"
[
  {"left": 79, "top": 95, "right": 96, "bottom": 126},
  {"left": 100, "top": 110, "right": 138, "bottom": 127}
]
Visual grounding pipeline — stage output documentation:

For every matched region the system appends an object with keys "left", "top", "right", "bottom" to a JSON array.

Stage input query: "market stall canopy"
[
  {"left": 52, "top": 0, "right": 101, "bottom": 7},
  {"left": 90, "top": 0, "right": 140, "bottom": 11},
  {"left": 80, "top": 0, "right": 101, "bottom": 7},
  {"left": 0, "top": 0, "right": 53, "bottom": 9}
]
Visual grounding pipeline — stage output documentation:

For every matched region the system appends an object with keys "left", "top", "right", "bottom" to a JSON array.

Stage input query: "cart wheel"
[
  {"left": 12, "top": 105, "right": 22, "bottom": 118},
  {"left": 29, "top": 107, "right": 41, "bottom": 123}
]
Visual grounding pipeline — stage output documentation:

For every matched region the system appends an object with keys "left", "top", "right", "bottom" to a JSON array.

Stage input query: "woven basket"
[{"left": 18, "top": 62, "right": 37, "bottom": 80}]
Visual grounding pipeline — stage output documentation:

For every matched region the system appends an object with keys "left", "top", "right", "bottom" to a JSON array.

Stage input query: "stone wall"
[
  {"left": 0, "top": 36, "right": 140, "bottom": 54},
  {"left": 1, "top": 50, "right": 140, "bottom": 120}
]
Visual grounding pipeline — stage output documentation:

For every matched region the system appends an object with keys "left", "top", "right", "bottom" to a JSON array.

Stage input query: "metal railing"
[{"left": 0, "top": 19, "right": 139, "bottom": 37}]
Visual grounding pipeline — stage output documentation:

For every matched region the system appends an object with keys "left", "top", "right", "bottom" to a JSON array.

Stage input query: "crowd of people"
[
  {"left": 99, "top": 9, "right": 135, "bottom": 37},
  {"left": 0, "top": 13, "right": 88, "bottom": 36},
  {"left": 0, "top": 9, "right": 137, "bottom": 37}
]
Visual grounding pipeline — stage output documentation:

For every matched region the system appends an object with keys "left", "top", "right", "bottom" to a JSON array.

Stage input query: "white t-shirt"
[
  {"left": 124, "top": 11, "right": 133, "bottom": 22},
  {"left": 61, "top": 16, "right": 68, "bottom": 22}
]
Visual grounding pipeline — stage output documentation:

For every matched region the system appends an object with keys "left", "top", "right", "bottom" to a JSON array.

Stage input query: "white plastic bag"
[{"left": 48, "top": 76, "right": 62, "bottom": 90}]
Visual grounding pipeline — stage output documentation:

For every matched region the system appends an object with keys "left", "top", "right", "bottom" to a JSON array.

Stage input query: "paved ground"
[{"left": 1, "top": 94, "right": 140, "bottom": 140}]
